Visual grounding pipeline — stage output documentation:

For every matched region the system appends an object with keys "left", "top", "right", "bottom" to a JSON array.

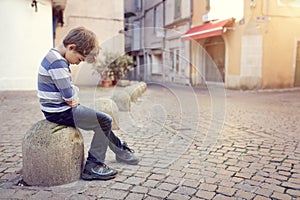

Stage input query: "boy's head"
[{"left": 63, "top": 27, "right": 99, "bottom": 64}]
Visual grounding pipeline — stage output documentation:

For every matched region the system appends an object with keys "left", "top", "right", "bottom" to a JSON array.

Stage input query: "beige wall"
[
  {"left": 262, "top": 15, "right": 300, "bottom": 88},
  {"left": 244, "top": 0, "right": 300, "bottom": 88},
  {"left": 0, "top": 0, "right": 53, "bottom": 90},
  {"left": 192, "top": 0, "right": 300, "bottom": 89},
  {"left": 56, "top": 0, "right": 124, "bottom": 48},
  {"left": 192, "top": 0, "right": 207, "bottom": 26},
  {"left": 238, "top": 0, "right": 300, "bottom": 89},
  {"left": 55, "top": 0, "right": 124, "bottom": 86}
]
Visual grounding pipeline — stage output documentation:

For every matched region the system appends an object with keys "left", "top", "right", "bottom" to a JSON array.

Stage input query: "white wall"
[
  {"left": 209, "top": 0, "right": 244, "bottom": 21},
  {"left": 0, "top": 0, "right": 53, "bottom": 90}
]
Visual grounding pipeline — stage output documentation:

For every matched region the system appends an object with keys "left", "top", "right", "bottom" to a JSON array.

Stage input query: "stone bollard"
[
  {"left": 124, "top": 82, "right": 147, "bottom": 102},
  {"left": 22, "top": 120, "right": 84, "bottom": 186},
  {"left": 124, "top": 85, "right": 140, "bottom": 102},
  {"left": 95, "top": 98, "right": 120, "bottom": 130},
  {"left": 137, "top": 83, "right": 145, "bottom": 95},
  {"left": 116, "top": 80, "right": 131, "bottom": 87},
  {"left": 130, "top": 81, "right": 140, "bottom": 85},
  {"left": 112, "top": 90, "right": 131, "bottom": 111},
  {"left": 140, "top": 82, "right": 147, "bottom": 93}
]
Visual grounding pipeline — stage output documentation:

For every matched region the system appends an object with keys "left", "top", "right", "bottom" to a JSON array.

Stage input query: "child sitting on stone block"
[{"left": 37, "top": 27, "right": 139, "bottom": 180}]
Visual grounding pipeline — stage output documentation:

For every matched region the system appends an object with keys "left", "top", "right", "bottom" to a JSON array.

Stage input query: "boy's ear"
[{"left": 67, "top": 44, "right": 76, "bottom": 51}]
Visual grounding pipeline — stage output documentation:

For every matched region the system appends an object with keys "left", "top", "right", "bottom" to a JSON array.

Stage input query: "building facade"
[
  {"left": 0, "top": 0, "right": 124, "bottom": 90},
  {"left": 55, "top": 0, "right": 125, "bottom": 86},
  {"left": 126, "top": 0, "right": 300, "bottom": 89},
  {"left": 125, "top": 0, "right": 191, "bottom": 85},
  {"left": 187, "top": 0, "right": 300, "bottom": 89}
]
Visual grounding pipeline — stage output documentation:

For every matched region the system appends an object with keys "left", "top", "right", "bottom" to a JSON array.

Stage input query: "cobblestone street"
[{"left": 0, "top": 84, "right": 299, "bottom": 199}]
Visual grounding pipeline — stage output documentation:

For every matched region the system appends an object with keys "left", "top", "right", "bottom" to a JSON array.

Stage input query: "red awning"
[{"left": 181, "top": 18, "right": 235, "bottom": 41}]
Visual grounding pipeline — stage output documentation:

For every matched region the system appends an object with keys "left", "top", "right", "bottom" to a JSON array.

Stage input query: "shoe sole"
[
  {"left": 81, "top": 173, "right": 117, "bottom": 181},
  {"left": 116, "top": 156, "right": 139, "bottom": 165}
]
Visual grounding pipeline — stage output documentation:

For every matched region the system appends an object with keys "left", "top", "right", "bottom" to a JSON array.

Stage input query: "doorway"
[{"left": 203, "top": 36, "right": 225, "bottom": 82}]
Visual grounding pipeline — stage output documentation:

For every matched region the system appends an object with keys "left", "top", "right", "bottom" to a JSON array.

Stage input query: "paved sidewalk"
[{"left": 0, "top": 84, "right": 299, "bottom": 199}]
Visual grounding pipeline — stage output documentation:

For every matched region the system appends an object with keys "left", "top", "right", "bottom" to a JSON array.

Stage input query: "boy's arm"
[
  {"left": 48, "top": 60, "right": 80, "bottom": 107},
  {"left": 65, "top": 85, "right": 80, "bottom": 107}
]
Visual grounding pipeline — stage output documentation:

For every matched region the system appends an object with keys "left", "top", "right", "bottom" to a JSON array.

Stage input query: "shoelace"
[
  {"left": 94, "top": 163, "right": 110, "bottom": 173},
  {"left": 101, "top": 163, "right": 109, "bottom": 169},
  {"left": 122, "top": 142, "right": 135, "bottom": 153}
]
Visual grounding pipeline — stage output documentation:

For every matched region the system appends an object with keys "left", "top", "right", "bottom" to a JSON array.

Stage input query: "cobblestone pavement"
[{"left": 0, "top": 84, "right": 299, "bottom": 200}]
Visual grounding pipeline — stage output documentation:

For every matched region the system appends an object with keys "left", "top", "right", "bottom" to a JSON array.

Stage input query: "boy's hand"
[
  {"left": 65, "top": 100, "right": 79, "bottom": 107},
  {"left": 64, "top": 85, "right": 80, "bottom": 107}
]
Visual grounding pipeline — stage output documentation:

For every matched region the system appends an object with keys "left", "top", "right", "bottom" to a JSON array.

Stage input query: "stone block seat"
[
  {"left": 124, "top": 81, "right": 147, "bottom": 103},
  {"left": 22, "top": 120, "right": 84, "bottom": 186},
  {"left": 112, "top": 90, "right": 131, "bottom": 111}
]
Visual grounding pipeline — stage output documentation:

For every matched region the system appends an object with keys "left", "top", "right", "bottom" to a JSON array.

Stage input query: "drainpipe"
[
  {"left": 162, "top": 0, "right": 166, "bottom": 83},
  {"left": 142, "top": 11, "right": 146, "bottom": 82},
  {"left": 189, "top": 0, "right": 193, "bottom": 85},
  {"left": 142, "top": 1, "right": 146, "bottom": 82}
]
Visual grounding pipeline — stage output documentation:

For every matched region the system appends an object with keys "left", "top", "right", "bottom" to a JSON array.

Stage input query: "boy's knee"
[
  {"left": 98, "top": 114, "right": 112, "bottom": 131},
  {"left": 104, "top": 114, "right": 112, "bottom": 125}
]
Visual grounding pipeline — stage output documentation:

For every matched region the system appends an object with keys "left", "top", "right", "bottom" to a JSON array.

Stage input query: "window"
[
  {"left": 132, "top": 20, "right": 141, "bottom": 51},
  {"left": 154, "top": 6, "right": 164, "bottom": 37},
  {"left": 154, "top": 7, "right": 158, "bottom": 30},
  {"left": 151, "top": 54, "right": 163, "bottom": 74},
  {"left": 170, "top": 49, "right": 180, "bottom": 72},
  {"left": 134, "top": 0, "right": 142, "bottom": 12},
  {"left": 170, "top": 51, "right": 174, "bottom": 70},
  {"left": 174, "top": 0, "right": 181, "bottom": 19},
  {"left": 175, "top": 49, "right": 180, "bottom": 72}
]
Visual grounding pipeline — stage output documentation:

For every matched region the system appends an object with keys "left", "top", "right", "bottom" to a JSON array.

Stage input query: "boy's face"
[{"left": 65, "top": 44, "right": 85, "bottom": 65}]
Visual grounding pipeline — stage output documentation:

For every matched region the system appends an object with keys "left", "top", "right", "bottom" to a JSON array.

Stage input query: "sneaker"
[
  {"left": 115, "top": 142, "right": 139, "bottom": 165},
  {"left": 81, "top": 161, "right": 117, "bottom": 180}
]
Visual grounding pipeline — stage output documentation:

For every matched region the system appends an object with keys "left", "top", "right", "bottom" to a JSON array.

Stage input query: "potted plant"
[
  {"left": 93, "top": 52, "right": 135, "bottom": 87},
  {"left": 107, "top": 53, "right": 134, "bottom": 84},
  {"left": 92, "top": 64, "right": 111, "bottom": 87}
]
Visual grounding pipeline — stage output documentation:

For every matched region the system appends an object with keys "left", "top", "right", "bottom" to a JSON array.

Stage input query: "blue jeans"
[{"left": 43, "top": 105, "right": 122, "bottom": 163}]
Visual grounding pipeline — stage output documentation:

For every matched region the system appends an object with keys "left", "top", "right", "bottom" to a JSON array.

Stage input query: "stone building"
[
  {"left": 125, "top": 0, "right": 300, "bottom": 89},
  {"left": 186, "top": 0, "right": 300, "bottom": 89},
  {"left": 124, "top": 0, "right": 191, "bottom": 85}
]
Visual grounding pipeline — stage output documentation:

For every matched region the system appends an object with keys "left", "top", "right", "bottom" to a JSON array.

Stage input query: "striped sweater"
[{"left": 37, "top": 48, "right": 79, "bottom": 113}]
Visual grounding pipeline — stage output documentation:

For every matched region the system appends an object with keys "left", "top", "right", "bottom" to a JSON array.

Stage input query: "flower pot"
[
  {"left": 102, "top": 80, "right": 110, "bottom": 87},
  {"left": 112, "top": 80, "right": 117, "bottom": 86}
]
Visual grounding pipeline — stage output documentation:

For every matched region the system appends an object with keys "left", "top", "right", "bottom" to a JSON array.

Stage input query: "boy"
[{"left": 37, "top": 27, "right": 139, "bottom": 181}]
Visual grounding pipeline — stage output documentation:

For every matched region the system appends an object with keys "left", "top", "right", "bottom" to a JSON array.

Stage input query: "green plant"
[{"left": 93, "top": 52, "right": 135, "bottom": 81}]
